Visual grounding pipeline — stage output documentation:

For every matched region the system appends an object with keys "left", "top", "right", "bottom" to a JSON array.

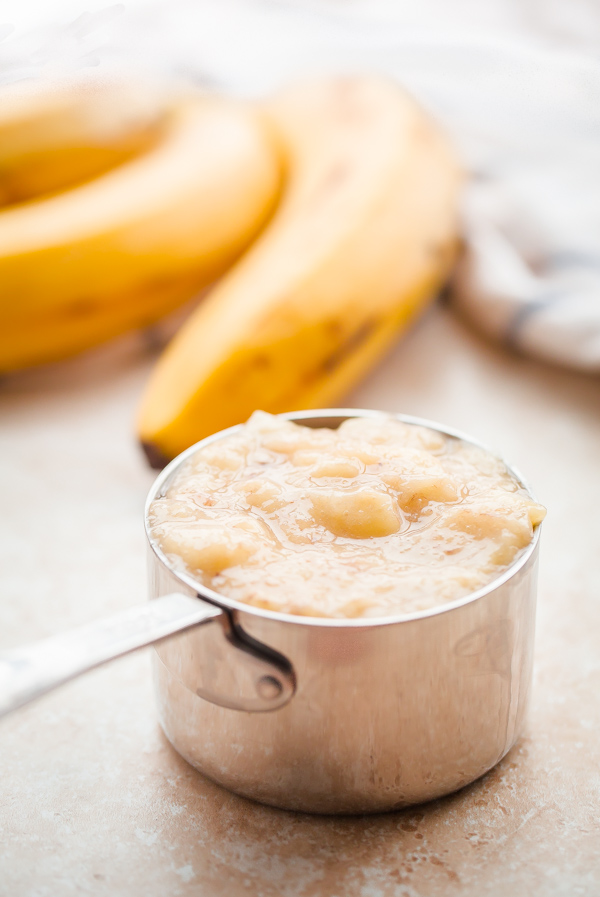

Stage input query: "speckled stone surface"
[{"left": 1, "top": 304, "right": 599, "bottom": 896}]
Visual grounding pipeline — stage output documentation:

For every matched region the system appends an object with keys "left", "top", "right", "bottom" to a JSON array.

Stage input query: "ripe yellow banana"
[
  {"left": 137, "top": 76, "right": 461, "bottom": 466},
  {"left": 0, "top": 77, "right": 165, "bottom": 205},
  {"left": 0, "top": 275, "right": 201, "bottom": 370},
  {"left": 0, "top": 97, "right": 281, "bottom": 371}
]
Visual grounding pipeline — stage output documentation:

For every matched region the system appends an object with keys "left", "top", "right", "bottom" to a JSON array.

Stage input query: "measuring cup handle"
[{"left": 0, "top": 593, "right": 220, "bottom": 719}]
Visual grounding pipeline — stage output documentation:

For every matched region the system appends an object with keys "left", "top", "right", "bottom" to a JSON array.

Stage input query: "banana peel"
[
  {"left": 0, "top": 97, "right": 282, "bottom": 371},
  {"left": 0, "top": 78, "right": 166, "bottom": 205},
  {"left": 137, "top": 76, "right": 462, "bottom": 466},
  {"left": 0, "top": 275, "right": 203, "bottom": 370}
]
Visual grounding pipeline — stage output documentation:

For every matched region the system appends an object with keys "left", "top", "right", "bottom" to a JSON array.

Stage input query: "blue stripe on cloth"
[
  {"left": 504, "top": 289, "right": 568, "bottom": 352},
  {"left": 545, "top": 251, "right": 600, "bottom": 271}
]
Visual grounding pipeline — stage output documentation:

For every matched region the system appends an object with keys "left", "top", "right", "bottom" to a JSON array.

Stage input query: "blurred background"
[{"left": 2, "top": 0, "right": 599, "bottom": 374}]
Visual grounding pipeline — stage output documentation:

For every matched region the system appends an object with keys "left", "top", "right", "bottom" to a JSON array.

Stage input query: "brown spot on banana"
[
  {"left": 321, "top": 320, "right": 378, "bottom": 374},
  {"left": 251, "top": 354, "right": 272, "bottom": 369}
]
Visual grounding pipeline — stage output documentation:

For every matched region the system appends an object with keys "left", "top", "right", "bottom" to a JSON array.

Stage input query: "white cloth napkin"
[{"left": 4, "top": 0, "right": 600, "bottom": 372}]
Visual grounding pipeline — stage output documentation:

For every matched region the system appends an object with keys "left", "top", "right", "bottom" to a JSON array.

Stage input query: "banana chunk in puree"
[{"left": 148, "top": 412, "right": 545, "bottom": 618}]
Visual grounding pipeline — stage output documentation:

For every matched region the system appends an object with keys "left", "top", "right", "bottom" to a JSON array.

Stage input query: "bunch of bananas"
[{"left": 0, "top": 75, "right": 461, "bottom": 465}]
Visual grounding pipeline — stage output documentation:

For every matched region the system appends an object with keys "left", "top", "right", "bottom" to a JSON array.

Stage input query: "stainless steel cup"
[
  {"left": 146, "top": 409, "right": 541, "bottom": 814},
  {"left": 0, "top": 409, "right": 541, "bottom": 814}
]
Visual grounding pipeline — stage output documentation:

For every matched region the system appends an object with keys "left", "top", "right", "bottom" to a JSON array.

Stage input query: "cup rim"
[{"left": 144, "top": 408, "right": 542, "bottom": 628}]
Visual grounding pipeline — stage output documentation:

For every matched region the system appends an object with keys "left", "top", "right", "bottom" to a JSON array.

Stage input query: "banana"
[
  {"left": 0, "top": 97, "right": 281, "bottom": 371},
  {"left": 0, "top": 77, "right": 166, "bottom": 205},
  {"left": 0, "top": 276, "right": 201, "bottom": 371},
  {"left": 137, "top": 76, "right": 461, "bottom": 466}
]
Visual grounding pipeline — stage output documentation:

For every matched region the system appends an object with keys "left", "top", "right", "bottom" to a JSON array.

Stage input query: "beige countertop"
[{"left": 1, "top": 303, "right": 599, "bottom": 896}]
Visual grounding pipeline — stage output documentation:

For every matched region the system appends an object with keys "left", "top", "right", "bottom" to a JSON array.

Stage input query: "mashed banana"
[{"left": 149, "top": 412, "right": 545, "bottom": 618}]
